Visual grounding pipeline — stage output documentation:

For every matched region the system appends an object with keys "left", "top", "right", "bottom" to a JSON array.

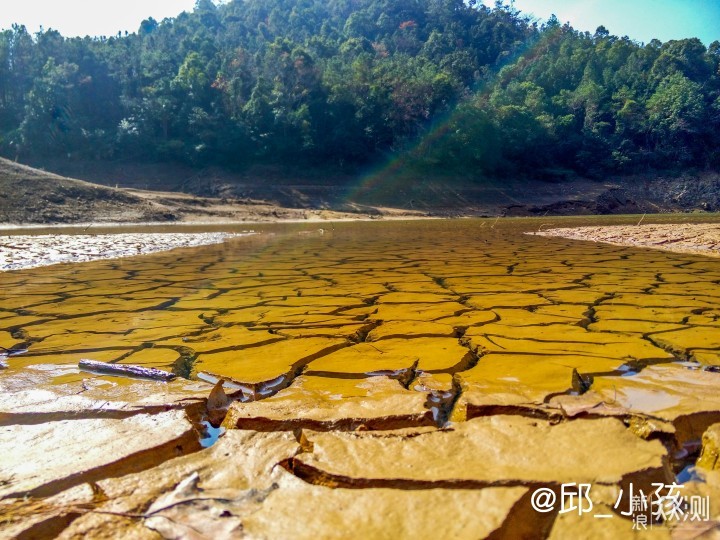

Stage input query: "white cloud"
[{"left": 0, "top": 0, "right": 196, "bottom": 37}]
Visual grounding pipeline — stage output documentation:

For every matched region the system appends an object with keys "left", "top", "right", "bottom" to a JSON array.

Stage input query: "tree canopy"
[{"left": 1, "top": 0, "right": 718, "bottom": 179}]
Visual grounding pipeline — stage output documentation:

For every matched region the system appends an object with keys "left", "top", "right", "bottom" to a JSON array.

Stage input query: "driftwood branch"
[{"left": 79, "top": 359, "right": 176, "bottom": 381}]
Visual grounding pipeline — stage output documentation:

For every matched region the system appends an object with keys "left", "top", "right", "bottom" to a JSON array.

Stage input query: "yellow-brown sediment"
[{"left": 1, "top": 217, "right": 720, "bottom": 538}]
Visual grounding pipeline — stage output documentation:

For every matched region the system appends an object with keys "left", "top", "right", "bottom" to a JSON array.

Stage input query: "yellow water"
[{"left": 1, "top": 216, "right": 719, "bottom": 410}]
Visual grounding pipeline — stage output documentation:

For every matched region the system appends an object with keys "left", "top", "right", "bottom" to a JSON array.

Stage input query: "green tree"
[{"left": 646, "top": 72, "right": 705, "bottom": 163}]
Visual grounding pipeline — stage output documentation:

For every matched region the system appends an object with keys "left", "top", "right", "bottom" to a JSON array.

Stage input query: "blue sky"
[
  {"left": 0, "top": 0, "right": 717, "bottom": 45},
  {"left": 483, "top": 0, "right": 720, "bottom": 45}
]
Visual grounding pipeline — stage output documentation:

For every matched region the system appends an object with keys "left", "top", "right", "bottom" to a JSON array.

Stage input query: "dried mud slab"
[
  {"left": 553, "top": 364, "right": 720, "bottom": 443},
  {"left": 365, "top": 320, "right": 456, "bottom": 340},
  {"left": 465, "top": 323, "right": 672, "bottom": 359},
  {"left": 453, "top": 353, "right": 617, "bottom": 417},
  {"left": 196, "top": 337, "right": 349, "bottom": 395},
  {"left": 0, "top": 376, "right": 211, "bottom": 421},
  {"left": 669, "top": 441, "right": 720, "bottom": 539},
  {"left": 223, "top": 375, "right": 435, "bottom": 430},
  {"left": 0, "top": 484, "right": 98, "bottom": 539},
  {"left": 238, "top": 473, "right": 530, "bottom": 540},
  {"left": 44, "top": 430, "right": 531, "bottom": 540},
  {"left": 305, "top": 337, "right": 473, "bottom": 375},
  {"left": 0, "top": 409, "right": 199, "bottom": 499},
  {"left": 0, "top": 429, "right": 298, "bottom": 539},
  {"left": 293, "top": 416, "right": 671, "bottom": 488}
]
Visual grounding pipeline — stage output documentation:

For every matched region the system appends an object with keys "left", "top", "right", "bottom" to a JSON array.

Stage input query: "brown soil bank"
[
  {"left": 505, "top": 172, "right": 720, "bottom": 217},
  {"left": 0, "top": 159, "right": 149, "bottom": 224},
  {"left": 0, "top": 158, "right": 418, "bottom": 225},
  {"left": 534, "top": 222, "right": 720, "bottom": 258},
  {"left": 30, "top": 158, "right": 720, "bottom": 214},
  {"left": 4, "top": 157, "right": 720, "bottom": 224}
]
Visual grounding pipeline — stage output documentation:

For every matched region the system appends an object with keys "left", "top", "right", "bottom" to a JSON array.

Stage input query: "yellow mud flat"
[
  {"left": 454, "top": 352, "right": 621, "bottom": 412},
  {"left": 25, "top": 309, "right": 212, "bottom": 338},
  {"left": 0, "top": 294, "right": 64, "bottom": 310},
  {"left": 465, "top": 323, "right": 673, "bottom": 360},
  {"left": 370, "top": 301, "right": 469, "bottom": 321},
  {"left": 693, "top": 350, "right": 720, "bottom": 366},
  {"left": 156, "top": 326, "right": 285, "bottom": 353},
  {"left": 303, "top": 342, "right": 419, "bottom": 375},
  {"left": 24, "top": 296, "right": 173, "bottom": 317},
  {"left": 365, "top": 320, "right": 456, "bottom": 340},
  {"left": 2, "top": 216, "right": 720, "bottom": 538},
  {"left": 375, "top": 291, "right": 457, "bottom": 303},
  {"left": 594, "top": 304, "right": 699, "bottom": 324},
  {"left": 25, "top": 331, "right": 143, "bottom": 352},
  {"left": 588, "top": 319, "right": 686, "bottom": 334},
  {"left": 465, "top": 292, "right": 552, "bottom": 309},
  {"left": 0, "top": 330, "right": 22, "bottom": 350},
  {"left": 652, "top": 326, "right": 720, "bottom": 351},
  {"left": 118, "top": 347, "right": 181, "bottom": 367},
  {"left": 433, "top": 310, "right": 498, "bottom": 327},
  {"left": 7, "top": 348, "right": 130, "bottom": 372},
  {"left": 686, "top": 309, "right": 720, "bottom": 326},
  {"left": 306, "top": 337, "right": 472, "bottom": 374}
]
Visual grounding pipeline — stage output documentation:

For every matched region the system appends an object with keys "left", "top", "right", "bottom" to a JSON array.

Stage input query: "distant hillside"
[
  {"left": 4, "top": 156, "right": 719, "bottom": 225},
  {"left": 0, "top": 0, "right": 718, "bottom": 184}
]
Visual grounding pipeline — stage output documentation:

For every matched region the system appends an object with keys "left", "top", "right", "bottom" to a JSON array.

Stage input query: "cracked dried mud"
[{"left": 2, "top": 216, "right": 720, "bottom": 538}]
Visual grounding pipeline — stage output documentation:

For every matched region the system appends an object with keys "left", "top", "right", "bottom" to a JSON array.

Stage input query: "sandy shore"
[
  {"left": 0, "top": 232, "right": 250, "bottom": 271},
  {"left": 533, "top": 222, "right": 720, "bottom": 257}
]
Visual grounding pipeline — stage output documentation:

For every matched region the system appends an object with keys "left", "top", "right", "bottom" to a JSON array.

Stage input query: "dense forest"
[{"left": 0, "top": 0, "right": 719, "bottom": 180}]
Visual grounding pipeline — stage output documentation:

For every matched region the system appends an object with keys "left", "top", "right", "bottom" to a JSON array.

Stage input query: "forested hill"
[{"left": 1, "top": 0, "right": 719, "bottom": 182}]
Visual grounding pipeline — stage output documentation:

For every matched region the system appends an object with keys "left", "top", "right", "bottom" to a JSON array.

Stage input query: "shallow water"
[{"left": 1, "top": 216, "right": 719, "bottom": 395}]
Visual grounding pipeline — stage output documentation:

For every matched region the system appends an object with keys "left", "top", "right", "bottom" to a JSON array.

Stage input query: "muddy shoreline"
[
  {"left": 4, "top": 219, "right": 720, "bottom": 273},
  {"left": 534, "top": 222, "right": 720, "bottom": 258}
]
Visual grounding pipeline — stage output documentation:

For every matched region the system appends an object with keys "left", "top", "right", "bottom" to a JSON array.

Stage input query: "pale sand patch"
[
  {"left": 0, "top": 232, "right": 251, "bottom": 271},
  {"left": 531, "top": 223, "right": 720, "bottom": 258}
]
